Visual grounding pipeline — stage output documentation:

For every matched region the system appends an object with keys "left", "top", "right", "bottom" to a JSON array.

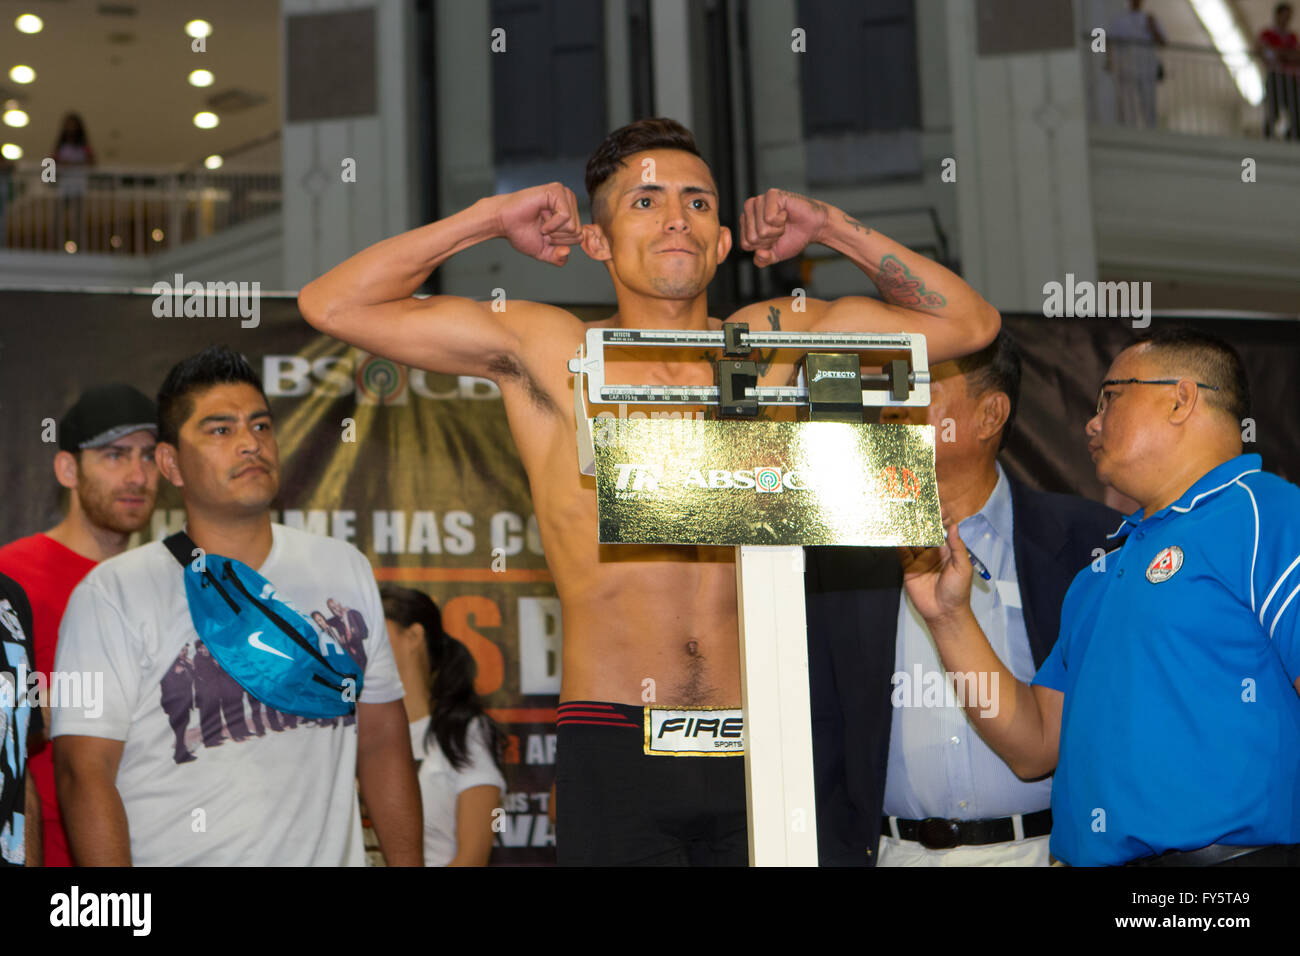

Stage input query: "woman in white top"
[
  {"left": 382, "top": 585, "right": 506, "bottom": 866},
  {"left": 48, "top": 113, "right": 95, "bottom": 248}
]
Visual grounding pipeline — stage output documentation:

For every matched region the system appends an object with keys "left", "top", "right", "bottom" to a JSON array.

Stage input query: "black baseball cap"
[{"left": 58, "top": 384, "right": 158, "bottom": 452}]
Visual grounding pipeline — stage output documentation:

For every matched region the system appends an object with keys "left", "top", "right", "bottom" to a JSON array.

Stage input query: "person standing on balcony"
[
  {"left": 1258, "top": 3, "right": 1300, "bottom": 140},
  {"left": 47, "top": 113, "right": 95, "bottom": 251},
  {"left": 1107, "top": 0, "right": 1167, "bottom": 130}
]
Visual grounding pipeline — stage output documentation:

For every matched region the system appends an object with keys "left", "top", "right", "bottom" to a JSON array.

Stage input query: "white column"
[
  {"left": 651, "top": 0, "right": 693, "bottom": 126},
  {"left": 436, "top": 0, "right": 494, "bottom": 216},
  {"left": 280, "top": 0, "right": 417, "bottom": 291},
  {"left": 745, "top": 0, "right": 806, "bottom": 191},
  {"left": 946, "top": 0, "right": 1097, "bottom": 312},
  {"left": 604, "top": 0, "right": 633, "bottom": 130}
]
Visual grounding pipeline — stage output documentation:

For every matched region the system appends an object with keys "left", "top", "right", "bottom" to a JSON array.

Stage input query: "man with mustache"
[
  {"left": 0, "top": 384, "right": 159, "bottom": 866},
  {"left": 299, "top": 118, "right": 1001, "bottom": 866},
  {"left": 52, "top": 347, "right": 421, "bottom": 865},
  {"left": 901, "top": 328, "right": 1300, "bottom": 866}
]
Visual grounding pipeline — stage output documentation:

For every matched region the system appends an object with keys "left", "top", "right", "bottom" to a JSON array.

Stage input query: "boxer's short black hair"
[
  {"left": 954, "top": 330, "right": 1022, "bottom": 451},
  {"left": 157, "top": 345, "right": 268, "bottom": 446},
  {"left": 585, "top": 118, "right": 702, "bottom": 223},
  {"left": 1130, "top": 327, "right": 1250, "bottom": 423}
]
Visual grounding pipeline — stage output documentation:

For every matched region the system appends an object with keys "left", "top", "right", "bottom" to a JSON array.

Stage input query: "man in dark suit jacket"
[{"left": 806, "top": 331, "right": 1120, "bottom": 866}]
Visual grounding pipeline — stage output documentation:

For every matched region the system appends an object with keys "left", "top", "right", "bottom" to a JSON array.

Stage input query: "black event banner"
[{"left": 1, "top": 291, "right": 1298, "bottom": 866}]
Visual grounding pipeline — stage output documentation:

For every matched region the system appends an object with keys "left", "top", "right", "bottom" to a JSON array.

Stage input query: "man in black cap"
[{"left": 0, "top": 383, "right": 158, "bottom": 866}]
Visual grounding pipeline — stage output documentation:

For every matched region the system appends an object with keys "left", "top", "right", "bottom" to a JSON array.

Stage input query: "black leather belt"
[
  {"left": 883, "top": 809, "right": 1053, "bottom": 850},
  {"left": 1125, "top": 843, "right": 1299, "bottom": 867}
]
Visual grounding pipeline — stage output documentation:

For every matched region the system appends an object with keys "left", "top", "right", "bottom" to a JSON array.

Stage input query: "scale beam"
[{"left": 566, "top": 327, "right": 931, "bottom": 409}]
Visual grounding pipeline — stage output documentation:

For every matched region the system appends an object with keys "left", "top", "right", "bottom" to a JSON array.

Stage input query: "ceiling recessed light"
[
  {"left": 9, "top": 65, "right": 35, "bottom": 84},
  {"left": 1, "top": 143, "right": 22, "bottom": 160},
  {"left": 15, "top": 14, "right": 43, "bottom": 34},
  {"left": 2, "top": 108, "right": 29, "bottom": 128},
  {"left": 184, "top": 19, "right": 211, "bottom": 39},
  {"left": 193, "top": 111, "right": 218, "bottom": 129},
  {"left": 188, "top": 69, "right": 214, "bottom": 87},
  {"left": 204, "top": 154, "right": 223, "bottom": 170}
]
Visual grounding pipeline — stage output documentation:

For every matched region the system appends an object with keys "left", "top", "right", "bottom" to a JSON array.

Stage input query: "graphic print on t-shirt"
[
  {"left": 0, "top": 597, "right": 33, "bottom": 864},
  {"left": 157, "top": 596, "right": 368, "bottom": 764}
]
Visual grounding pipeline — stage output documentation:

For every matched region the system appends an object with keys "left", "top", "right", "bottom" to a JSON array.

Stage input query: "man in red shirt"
[
  {"left": 1258, "top": 2, "right": 1300, "bottom": 139},
  {"left": 0, "top": 384, "right": 159, "bottom": 865}
]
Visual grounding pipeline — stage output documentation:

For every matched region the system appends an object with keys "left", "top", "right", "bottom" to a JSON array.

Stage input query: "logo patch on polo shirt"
[{"left": 1146, "top": 545, "right": 1184, "bottom": 583}]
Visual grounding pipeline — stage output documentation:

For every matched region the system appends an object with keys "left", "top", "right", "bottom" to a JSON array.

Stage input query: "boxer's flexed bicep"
[
  {"left": 299, "top": 294, "right": 521, "bottom": 381},
  {"left": 299, "top": 182, "right": 585, "bottom": 379}
]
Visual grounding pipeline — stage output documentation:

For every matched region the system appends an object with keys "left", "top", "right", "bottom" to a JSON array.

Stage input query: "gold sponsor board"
[{"left": 592, "top": 419, "right": 943, "bottom": 546}]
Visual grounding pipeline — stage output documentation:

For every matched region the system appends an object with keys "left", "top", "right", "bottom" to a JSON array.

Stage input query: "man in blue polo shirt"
[{"left": 899, "top": 327, "right": 1300, "bottom": 866}]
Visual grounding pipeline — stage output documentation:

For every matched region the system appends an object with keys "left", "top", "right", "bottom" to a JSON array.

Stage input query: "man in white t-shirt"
[{"left": 51, "top": 346, "right": 422, "bottom": 866}]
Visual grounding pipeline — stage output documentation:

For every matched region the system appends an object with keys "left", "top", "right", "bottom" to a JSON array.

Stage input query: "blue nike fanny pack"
[{"left": 163, "top": 530, "right": 363, "bottom": 719}]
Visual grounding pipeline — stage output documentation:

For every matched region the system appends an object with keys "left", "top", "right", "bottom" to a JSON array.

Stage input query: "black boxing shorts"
[{"left": 554, "top": 701, "right": 748, "bottom": 866}]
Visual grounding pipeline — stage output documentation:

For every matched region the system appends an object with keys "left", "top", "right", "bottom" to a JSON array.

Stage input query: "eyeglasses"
[{"left": 1095, "top": 378, "right": 1220, "bottom": 416}]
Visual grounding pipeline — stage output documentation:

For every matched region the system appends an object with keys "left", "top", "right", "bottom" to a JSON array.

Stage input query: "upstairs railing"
[
  {"left": 0, "top": 164, "right": 281, "bottom": 255},
  {"left": 1083, "top": 38, "right": 1299, "bottom": 141}
]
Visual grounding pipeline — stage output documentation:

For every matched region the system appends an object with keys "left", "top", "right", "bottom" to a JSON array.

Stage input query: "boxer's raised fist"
[
  {"left": 738, "top": 188, "right": 830, "bottom": 268},
  {"left": 493, "top": 183, "right": 585, "bottom": 266}
]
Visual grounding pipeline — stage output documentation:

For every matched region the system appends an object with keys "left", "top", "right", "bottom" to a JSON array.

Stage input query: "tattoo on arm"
[
  {"left": 755, "top": 306, "right": 781, "bottom": 376},
  {"left": 874, "top": 254, "right": 947, "bottom": 309},
  {"left": 841, "top": 212, "right": 871, "bottom": 236}
]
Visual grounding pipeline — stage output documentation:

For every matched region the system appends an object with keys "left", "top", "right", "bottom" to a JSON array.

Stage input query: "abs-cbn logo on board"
[
  {"left": 879, "top": 465, "right": 920, "bottom": 500},
  {"left": 612, "top": 464, "right": 809, "bottom": 493},
  {"left": 262, "top": 353, "right": 502, "bottom": 404}
]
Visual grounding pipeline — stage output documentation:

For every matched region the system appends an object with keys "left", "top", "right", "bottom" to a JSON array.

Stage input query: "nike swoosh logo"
[{"left": 247, "top": 631, "right": 292, "bottom": 660}]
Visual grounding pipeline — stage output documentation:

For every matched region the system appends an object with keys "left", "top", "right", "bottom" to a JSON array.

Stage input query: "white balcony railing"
[
  {"left": 0, "top": 164, "right": 281, "bottom": 255},
  {"left": 1084, "top": 38, "right": 1300, "bottom": 141}
]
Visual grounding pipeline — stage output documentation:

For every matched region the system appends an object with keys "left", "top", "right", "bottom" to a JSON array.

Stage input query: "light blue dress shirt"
[{"left": 882, "top": 463, "right": 1054, "bottom": 820}]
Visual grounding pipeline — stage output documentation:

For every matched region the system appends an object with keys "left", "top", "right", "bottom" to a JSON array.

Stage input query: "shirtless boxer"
[{"left": 299, "top": 118, "right": 999, "bottom": 865}]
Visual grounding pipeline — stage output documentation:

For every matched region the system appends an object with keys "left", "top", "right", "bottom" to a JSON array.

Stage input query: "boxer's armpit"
[{"left": 486, "top": 353, "right": 560, "bottom": 414}]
